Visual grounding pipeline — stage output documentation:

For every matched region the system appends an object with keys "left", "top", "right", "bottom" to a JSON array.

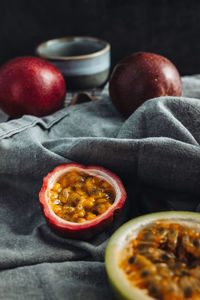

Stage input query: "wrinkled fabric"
[{"left": 0, "top": 75, "right": 200, "bottom": 299}]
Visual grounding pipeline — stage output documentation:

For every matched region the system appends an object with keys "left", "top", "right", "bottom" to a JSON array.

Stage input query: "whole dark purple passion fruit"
[{"left": 109, "top": 52, "right": 182, "bottom": 117}]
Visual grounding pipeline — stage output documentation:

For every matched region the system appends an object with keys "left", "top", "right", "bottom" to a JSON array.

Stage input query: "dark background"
[{"left": 0, "top": 0, "right": 199, "bottom": 75}]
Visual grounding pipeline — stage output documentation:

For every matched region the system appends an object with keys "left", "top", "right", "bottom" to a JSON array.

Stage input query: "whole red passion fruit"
[
  {"left": 109, "top": 52, "right": 182, "bottom": 117},
  {"left": 39, "top": 163, "right": 127, "bottom": 239},
  {"left": 0, "top": 56, "right": 66, "bottom": 118}
]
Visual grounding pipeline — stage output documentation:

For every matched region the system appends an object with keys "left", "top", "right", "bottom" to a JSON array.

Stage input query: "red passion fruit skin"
[
  {"left": 0, "top": 56, "right": 66, "bottom": 118},
  {"left": 109, "top": 52, "right": 182, "bottom": 117},
  {"left": 39, "top": 163, "right": 127, "bottom": 239}
]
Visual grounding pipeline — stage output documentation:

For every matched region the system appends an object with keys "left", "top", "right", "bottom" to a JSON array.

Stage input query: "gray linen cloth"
[{"left": 0, "top": 75, "right": 200, "bottom": 299}]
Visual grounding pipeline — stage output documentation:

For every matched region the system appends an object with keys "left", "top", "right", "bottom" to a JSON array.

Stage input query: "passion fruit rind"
[
  {"left": 39, "top": 163, "right": 126, "bottom": 239},
  {"left": 105, "top": 211, "right": 200, "bottom": 300}
]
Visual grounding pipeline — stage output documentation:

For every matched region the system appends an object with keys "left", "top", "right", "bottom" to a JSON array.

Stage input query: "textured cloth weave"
[{"left": 0, "top": 75, "right": 200, "bottom": 299}]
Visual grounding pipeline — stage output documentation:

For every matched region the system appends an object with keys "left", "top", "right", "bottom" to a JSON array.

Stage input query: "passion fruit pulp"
[
  {"left": 39, "top": 163, "right": 126, "bottom": 239},
  {"left": 105, "top": 211, "right": 200, "bottom": 300}
]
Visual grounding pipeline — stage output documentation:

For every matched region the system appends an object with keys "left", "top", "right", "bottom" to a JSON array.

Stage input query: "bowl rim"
[{"left": 35, "top": 36, "right": 110, "bottom": 61}]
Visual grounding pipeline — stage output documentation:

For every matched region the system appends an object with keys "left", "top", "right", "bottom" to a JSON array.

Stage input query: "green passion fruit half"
[
  {"left": 105, "top": 211, "right": 200, "bottom": 300},
  {"left": 39, "top": 163, "right": 126, "bottom": 239}
]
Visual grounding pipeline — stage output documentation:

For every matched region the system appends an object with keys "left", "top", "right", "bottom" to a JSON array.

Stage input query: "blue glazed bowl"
[{"left": 36, "top": 36, "right": 111, "bottom": 90}]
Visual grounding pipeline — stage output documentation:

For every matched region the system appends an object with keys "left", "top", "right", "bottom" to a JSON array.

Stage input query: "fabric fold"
[{"left": 0, "top": 75, "right": 200, "bottom": 299}]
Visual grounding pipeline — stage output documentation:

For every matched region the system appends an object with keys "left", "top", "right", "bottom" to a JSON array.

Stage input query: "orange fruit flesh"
[
  {"left": 49, "top": 169, "right": 115, "bottom": 223},
  {"left": 119, "top": 220, "right": 200, "bottom": 300}
]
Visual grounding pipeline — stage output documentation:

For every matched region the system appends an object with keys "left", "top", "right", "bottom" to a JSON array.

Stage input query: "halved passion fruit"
[
  {"left": 39, "top": 163, "right": 126, "bottom": 239},
  {"left": 105, "top": 211, "right": 200, "bottom": 300}
]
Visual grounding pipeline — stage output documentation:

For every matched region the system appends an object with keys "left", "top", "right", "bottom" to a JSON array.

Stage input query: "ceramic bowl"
[{"left": 35, "top": 36, "right": 111, "bottom": 90}]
